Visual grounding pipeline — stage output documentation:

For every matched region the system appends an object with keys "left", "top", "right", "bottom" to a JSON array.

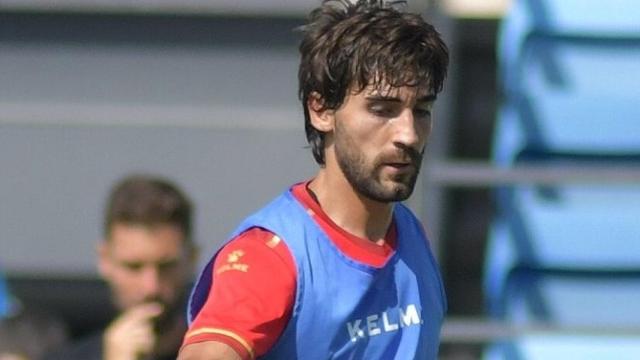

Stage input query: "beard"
[
  {"left": 142, "top": 293, "right": 186, "bottom": 333},
  {"left": 334, "top": 125, "right": 423, "bottom": 203},
  {"left": 148, "top": 299, "right": 175, "bottom": 333}
]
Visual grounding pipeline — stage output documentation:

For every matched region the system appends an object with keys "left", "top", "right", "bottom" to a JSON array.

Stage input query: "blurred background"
[{"left": 1, "top": 0, "right": 639, "bottom": 359}]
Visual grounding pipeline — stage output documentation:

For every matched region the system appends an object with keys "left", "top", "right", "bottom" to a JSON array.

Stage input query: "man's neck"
[{"left": 309, "top": 168, "right": 394, "bottom": 242}]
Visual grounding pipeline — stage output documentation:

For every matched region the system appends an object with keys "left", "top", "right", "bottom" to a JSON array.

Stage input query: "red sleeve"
[{"left": 182, "top": 227, "right": 296, "bottom": 359}]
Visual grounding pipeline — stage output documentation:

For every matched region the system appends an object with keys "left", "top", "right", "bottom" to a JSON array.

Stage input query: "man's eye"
[
  {"left": 414, "top": 108, "right": 432, "bottom": 118},
  {"left": 158, "top": 261, "right": 179, "bottom": 273},
  {"left": 370, "top": 105, "right": 397, "bottom": 117},
  {"left": 122, "top": 262, "right": 143, "bottom": 272}
]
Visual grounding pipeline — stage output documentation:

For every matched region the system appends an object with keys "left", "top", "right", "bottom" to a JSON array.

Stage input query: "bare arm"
[{"left": 178, "top": 341, "right": 243, "bottom": 360}]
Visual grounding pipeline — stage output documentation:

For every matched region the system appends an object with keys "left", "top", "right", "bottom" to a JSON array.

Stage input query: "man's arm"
[
  {"left": 181, "top": 228, "right": 296, "bottom": 359},
  {"left": 178, "top": 341, "right": 242, "bottom": 360}
]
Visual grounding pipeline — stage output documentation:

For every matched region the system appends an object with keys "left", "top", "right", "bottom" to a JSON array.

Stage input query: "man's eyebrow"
[
  {"left": 364, "top": 94, "right": 437, "bottom": 103},
  {"left": 365, "top": 95, "right": 403, "bottom": 102},
  {"left": 119, "top": 260, "right": 143, "bottom": 267}
]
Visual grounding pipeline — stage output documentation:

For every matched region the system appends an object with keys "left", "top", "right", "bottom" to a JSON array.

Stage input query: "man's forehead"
[{"left": 107, "top": 223, "right": 187, "bottom": 251}]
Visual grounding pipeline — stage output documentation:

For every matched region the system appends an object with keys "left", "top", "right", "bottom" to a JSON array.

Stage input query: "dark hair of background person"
[
  {"left": 103, "top": 175, "right": 193, "bottom": 242},
  {"left": 297, "top": 0, "right": 450, "bottom": 165}
]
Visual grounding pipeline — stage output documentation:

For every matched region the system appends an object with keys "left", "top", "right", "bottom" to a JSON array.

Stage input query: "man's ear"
[
  {"left": 96, "top": 241, "right": 111, "bottom": 279},
  {"left": 307, "top": 92, "right": 335, "bottom": 133}
]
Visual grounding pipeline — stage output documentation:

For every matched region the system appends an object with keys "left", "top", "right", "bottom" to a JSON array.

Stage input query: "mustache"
[{"left": 379, "top": 145, "right": 424, "bottom": 167}]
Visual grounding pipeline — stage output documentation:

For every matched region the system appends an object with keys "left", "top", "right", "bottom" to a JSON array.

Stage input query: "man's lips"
[
  {"left": 382, "top": 161, "right": 415, "bottom": 173},
  {"left": 386, "top": 162, "right": 411, "bottom": 167},
  {"left": 379, "top": 148, "right": 422, "bottom": 173}
]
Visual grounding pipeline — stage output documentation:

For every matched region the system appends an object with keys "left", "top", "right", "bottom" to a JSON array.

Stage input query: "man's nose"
[
  {"left": 140, "top": 265, "right": 161, "bottom": 297},
  {"left": 393, "top": 109, "right": 421, "bottom": 149}
]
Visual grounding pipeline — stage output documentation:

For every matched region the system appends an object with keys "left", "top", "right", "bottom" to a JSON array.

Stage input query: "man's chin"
[
  {"left": 382, "top": 175, "right": 417, "bottom": 200},
  {"left": 388, "top": 184, "right": 413, "bottom": 202},
  {"left": 360, "top": 181, "right": 414, "bottom": 203}
]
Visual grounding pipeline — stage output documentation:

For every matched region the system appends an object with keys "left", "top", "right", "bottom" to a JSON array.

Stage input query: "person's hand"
[{"left": 103, "top": 302, "right": 163, "bottom": 360}]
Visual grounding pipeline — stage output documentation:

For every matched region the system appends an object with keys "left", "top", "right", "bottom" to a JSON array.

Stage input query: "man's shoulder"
[
  {"left": 43, "top": 331, "right": 103, "bottom": 360},
  {"left": 230, "top": 187, "right": 305, "bottom": 235}
]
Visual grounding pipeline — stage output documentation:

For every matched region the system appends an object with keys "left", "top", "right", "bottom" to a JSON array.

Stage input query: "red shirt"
[{"left": 183, "top": 181, "right": 397, "bottom": 359}]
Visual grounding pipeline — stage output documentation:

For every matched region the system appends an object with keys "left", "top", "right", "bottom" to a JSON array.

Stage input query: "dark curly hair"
[{"left": 298, "top": 0, "right": 449, "bottom": 164}]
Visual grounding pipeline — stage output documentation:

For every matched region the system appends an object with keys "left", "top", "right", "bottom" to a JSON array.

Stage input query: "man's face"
[
  {"left": 98, "top": 223, "right": 194, "bottom": 320},
  {"left": 332, "top": 84, "right": 435, "bottom": 202}
]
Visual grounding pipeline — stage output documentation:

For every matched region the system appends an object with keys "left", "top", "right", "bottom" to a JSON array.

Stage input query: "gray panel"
[
  {"left": 0, "top": 0, "right": 428, "bottom": 16},
  {"left": 0, "top": 125, "right": 316, "bottom": 275},
  {"left": 0, "top": 43, "right": 299, "bottom": 109}
]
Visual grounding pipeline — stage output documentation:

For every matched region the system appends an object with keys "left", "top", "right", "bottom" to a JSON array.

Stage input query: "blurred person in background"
[
  {"left": 45, "top": 175, "right": 197, "bottom": 360},
  {"left": 179, "top": 0, "right": 449, "bottom": 359}
]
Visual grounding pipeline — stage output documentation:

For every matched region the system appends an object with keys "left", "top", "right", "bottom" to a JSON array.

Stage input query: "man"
[
  {"left": 46, "top": 175, "right": 197, "bottom": 360},
  {"left": 180, "top": 0, "right": 449, "bottom": 359}
]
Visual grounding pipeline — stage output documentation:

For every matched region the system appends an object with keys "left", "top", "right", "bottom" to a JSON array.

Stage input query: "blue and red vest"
[{"left": 189, "top": 188, "right": 446, "bottom": 359}]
